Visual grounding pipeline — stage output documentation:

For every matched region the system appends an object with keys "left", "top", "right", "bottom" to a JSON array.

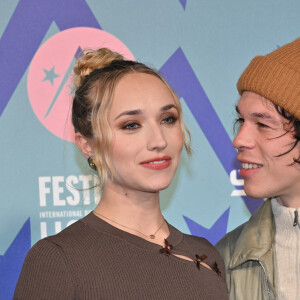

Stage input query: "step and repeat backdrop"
[{"left": 0, "top": 0, "right": 299, "bottom": 298}]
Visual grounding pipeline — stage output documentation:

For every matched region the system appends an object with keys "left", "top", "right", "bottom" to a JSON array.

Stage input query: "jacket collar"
[{"left": 229, "top": 199, "right": 275, "bottom": 269}]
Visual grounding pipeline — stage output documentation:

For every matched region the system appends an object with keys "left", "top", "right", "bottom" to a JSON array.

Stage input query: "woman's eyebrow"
[
  {"left": 161, "top": 104, "right": 177, "bottom": 112},
  {"left": 114, "top": 104, "right": 177, "bottom": 120},
  {"left": 114, "top": 109, "right": 142, "bottom": 120}
]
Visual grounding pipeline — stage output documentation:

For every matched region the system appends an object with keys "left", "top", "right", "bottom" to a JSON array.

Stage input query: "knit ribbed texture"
[
  {"left": 14, "top": 213, "right": 228, "bottom": 299},
  {"left": 271, "top": 198, "right": 300, "bottom": 300},
  {"left": 237, "top": 38, "right": 300, "bottom": 120}
]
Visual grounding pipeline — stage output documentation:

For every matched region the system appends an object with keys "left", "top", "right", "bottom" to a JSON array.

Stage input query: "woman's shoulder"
[
  {"left": 14, "top": 215, "right": 97, "bottom": 298},
  {"left": 14, "top": 236, "right": 75, "bottom": 299},
  {"left": 176, "top": 228, "right": 215, "bottom": 249},
  {"left": 18, "top": 214, "right": 95, "bottom": 265},
  {"left": 43, "top": 212, "right": 101, "bottom": 247},
  {"left": 169, "top": 225, "right": 226, "bottom": 280},
  {"left": 182, "top": 233, "right": 221, "bottom": 258},
  {"left": 20, "top": 237, "right": 67, "bottom": 271},
  {"left": 168, "top": 224, "right": 222, "bottom": 260},
  {"left": 46, "top": 217, "right": 87, "bottom": 243},
  {"left": 21, "top": 218, "right": 88, "bottom": 264}
]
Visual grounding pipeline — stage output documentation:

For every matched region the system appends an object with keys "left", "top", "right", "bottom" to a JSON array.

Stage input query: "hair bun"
[{"left": 73, "top": 48, "right": 124, "bottom": 88}]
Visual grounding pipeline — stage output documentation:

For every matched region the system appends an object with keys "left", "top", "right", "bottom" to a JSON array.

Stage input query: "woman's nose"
[{"left": 147, "top": 125, "right": 168, "bottom": 151}]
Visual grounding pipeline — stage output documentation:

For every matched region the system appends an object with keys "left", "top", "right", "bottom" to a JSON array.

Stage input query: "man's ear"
[{"left": 75, "top": 132, "right": 93, "bottom": 158}]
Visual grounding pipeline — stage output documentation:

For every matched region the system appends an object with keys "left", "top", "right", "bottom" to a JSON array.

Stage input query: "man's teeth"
[
  {"left": 242, "top": 163, "right": 262, "bottom": 169},
  {"left": 149, "top": 160, "right": 166, "bottom": 164}
]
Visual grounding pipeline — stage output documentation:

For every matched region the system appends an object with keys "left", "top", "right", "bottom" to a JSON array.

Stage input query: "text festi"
[{"left": 38, "top": 175, "right": 100, "bottom": 238}]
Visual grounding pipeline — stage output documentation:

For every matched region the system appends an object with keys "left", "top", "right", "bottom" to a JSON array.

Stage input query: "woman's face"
[{"left": 107, "top": 72, "right": 184, "bottom": 194}]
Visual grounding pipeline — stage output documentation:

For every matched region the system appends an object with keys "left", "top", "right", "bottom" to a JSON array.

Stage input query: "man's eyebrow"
[
  {"left": 115, "top": 109, "right": 142, "bottom": 120},
  {"left": 251, "top": 112, "right": 273, "bottom": 119},
  {"left": 250, "top": 112, "right": 281, "bottom": 124},
  {"left": 236, "top": 105, "right": 281, "bottom": 124}
]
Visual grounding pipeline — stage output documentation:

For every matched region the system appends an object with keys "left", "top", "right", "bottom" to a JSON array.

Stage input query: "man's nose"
[{"left": 233, "top": 123, "right": 255, "bottom": 151}]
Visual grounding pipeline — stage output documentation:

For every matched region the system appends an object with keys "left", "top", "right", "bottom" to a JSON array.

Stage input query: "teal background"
[{"left": 0, "top": 0, "right": 299, "bottom": 297}]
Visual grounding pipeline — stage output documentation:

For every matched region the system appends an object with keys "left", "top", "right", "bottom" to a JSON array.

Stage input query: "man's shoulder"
[
  {"left": 215, "top": 222, "right": 246, "bottom": 257},
  {"left": 216, "top": 199, "right": 273, "bottom": 261}
]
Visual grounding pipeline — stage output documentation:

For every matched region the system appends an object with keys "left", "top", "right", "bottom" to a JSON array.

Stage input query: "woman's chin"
[{"left": 146, "top": 181, "right": 172, "bottom": 193}]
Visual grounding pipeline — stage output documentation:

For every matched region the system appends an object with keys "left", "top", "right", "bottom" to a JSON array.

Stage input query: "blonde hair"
[{"left": 72, "top": 48, "right": 191, "bottom": 187}]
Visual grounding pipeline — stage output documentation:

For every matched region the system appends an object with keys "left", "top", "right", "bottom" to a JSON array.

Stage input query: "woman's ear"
[{"left": 75, "top": 132, "right": 93, "bottom": 158}]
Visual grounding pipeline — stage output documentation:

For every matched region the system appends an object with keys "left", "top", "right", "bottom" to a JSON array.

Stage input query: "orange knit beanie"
[{"left": 237, "top": 38, "right": 300, "bottom": 120}]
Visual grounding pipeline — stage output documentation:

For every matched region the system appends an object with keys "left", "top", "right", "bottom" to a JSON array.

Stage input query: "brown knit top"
[{"left": 14, "top": 213, "right": 228, "bottom": 299}]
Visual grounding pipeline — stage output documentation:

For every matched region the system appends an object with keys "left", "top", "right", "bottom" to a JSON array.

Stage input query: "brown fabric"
[
  {"left": 14, "top": 213, "right": 228, "bottom": 299},
  {"left": 237, "top": 38, "right": 300, "bottom": 120}
]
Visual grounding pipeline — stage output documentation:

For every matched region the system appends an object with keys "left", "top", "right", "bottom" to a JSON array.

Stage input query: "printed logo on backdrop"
[
  {"left": 27, "top": 27, "right": 135, "bottom": 238},
  {"left": 28, "top": 27, "right": 134, "bottom": 142}
]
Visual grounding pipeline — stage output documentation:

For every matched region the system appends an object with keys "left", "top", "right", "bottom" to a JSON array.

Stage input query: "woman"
[{"left": 14, "top": 48, "right": 228, "bottom": 299}]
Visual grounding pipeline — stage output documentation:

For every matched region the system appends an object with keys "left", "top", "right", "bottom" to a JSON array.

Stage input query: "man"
[{"left": 216, "top": 38, "right": 300, "bottom": 300}]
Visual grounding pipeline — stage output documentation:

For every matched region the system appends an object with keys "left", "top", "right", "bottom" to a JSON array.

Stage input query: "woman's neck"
[{"left": 93, "top": 183, "right": 168, "bottom": 244}]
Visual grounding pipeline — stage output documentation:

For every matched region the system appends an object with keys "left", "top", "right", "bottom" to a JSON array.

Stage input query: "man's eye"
[
  {"left": 233, "top": 118, "right": 244, "bottom": 132},
  {"left": 257, "top": 122, "right": 269, "bottom": 128},
  {"left": 236, "top": 118, "right": 244, "bottom": 124}
]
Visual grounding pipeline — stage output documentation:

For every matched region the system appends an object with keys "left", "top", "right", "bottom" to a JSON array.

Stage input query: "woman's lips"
[{"left": 140, "top": 157, "right": 171, "bottom": 170}]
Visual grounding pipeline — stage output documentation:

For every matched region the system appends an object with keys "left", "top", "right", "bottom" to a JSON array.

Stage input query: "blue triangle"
[
  {"left": 179, "top": 0, "right": 187, "bottom": 10},
  {"left": 0, "top": 218, "right": 31, "bottom": 300},
  {"left": 183, "top": 208, "right": 230, "bottom": 245}
]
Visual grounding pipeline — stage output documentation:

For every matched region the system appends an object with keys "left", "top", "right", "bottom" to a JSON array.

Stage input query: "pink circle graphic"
[{"left": 28, "top": 27, "right": 135, "bottom": 142}]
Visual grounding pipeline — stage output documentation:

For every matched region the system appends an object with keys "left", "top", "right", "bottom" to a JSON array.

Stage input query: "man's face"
[{"left": 233, "top": 91, "right": 300, "bottom": 204}]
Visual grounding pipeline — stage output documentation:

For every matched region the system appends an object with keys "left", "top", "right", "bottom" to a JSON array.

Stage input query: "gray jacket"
[{"left": 216, "top": 199, "right": 277, "bottom": 300}]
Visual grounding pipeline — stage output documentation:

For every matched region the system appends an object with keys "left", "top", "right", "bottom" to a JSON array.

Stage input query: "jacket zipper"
[{"left": 257, "top": 260, "right": 271, "bottom": 299}]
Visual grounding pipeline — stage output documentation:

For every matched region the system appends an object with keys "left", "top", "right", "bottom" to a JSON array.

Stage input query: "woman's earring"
[{"left": 88, "top": 156, "right": 97, "bottom": 171}]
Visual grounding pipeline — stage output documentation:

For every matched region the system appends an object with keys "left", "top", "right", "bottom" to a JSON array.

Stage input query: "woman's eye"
[
  {"left": 122, "top": 122, "right": 140, "bottom": 130},
  {"left": 162, "top": 116, "right": 177, "bottom": 124}
]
